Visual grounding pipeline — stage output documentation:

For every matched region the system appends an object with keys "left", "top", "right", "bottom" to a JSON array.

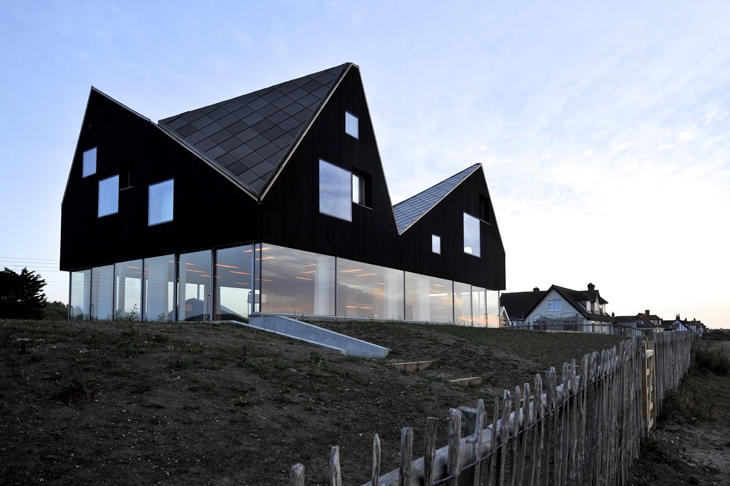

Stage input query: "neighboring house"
[
  {"left": 60, "top": 63, "right": 505, "bottom": 325},
  {"left": 663, "top": 315, "right": 704, "bottom": 335},
  {"left": 614, "top": 309, "right": 665, "bottom": 335},
  {"left": 501, "top": 283, "right": 614, "bottom": 333}
]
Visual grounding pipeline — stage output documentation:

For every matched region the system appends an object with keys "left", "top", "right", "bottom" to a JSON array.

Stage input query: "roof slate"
[
  {"left": 393, "top": 164, "right": 481, "bottom": 233},
  {"left": 159, "top": 63, "right": 348, "bottom": 195}
]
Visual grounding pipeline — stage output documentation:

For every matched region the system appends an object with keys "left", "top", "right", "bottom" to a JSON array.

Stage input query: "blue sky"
[{"left": 1, "top": 1, "right": 728, "bottom": 327}]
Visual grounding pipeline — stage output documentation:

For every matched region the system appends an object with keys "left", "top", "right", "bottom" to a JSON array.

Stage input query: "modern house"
[
  {"left": 60, "top": 62, "right": 505, "bottom": 325},
  {"left": 500, "top": 283, "right": 614, "bottom": 332}
]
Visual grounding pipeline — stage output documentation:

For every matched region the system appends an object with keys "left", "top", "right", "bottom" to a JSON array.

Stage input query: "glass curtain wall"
[
  {"left": 178, "top": 250, "right": 212, "bottom": 321},
  {"left": 114, "top": 260, "right": 142, "bottom": 320},
  {"left": 487, "top": 289, "right": 500, "bottom": 328},
  {"left": 454, "top": 281, "right": 472, "bottom": 326},
  {"left": 472, "top": 286, "right": 488, "bottom": 327},
  {"left": 144, "top": 255, "right": 175, "bottom": 321},
  {"left": 215, "top": 245, "right": 253, "bottom": 321},
  {"left": 70, "top": 270, "right": 91, "bottom": 320},
  {"left": 260, "top": 244, "right": 335, "bottom": 315},
  {"left": 337, "top": 258, "right": 404, "bottom": 319},
  {"left": 405, "top": 272, "right": 454, "bottom": 323},
  {"left": 91, "top": 265, "right": 114, "bottom": 320}
]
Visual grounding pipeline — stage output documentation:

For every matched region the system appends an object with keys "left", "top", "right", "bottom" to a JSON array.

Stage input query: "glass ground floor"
[{"left": 69, "top": 243, "right": 500, "bottom": 326}]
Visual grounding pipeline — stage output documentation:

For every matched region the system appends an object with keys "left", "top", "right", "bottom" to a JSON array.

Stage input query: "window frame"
[
  {"left": 345, "top": 111, "right": 359, "bottom": 139},
  {"left": 547, "top": 299, "right": 562, "bottom": 312},
  {"left": 82, "top": 147, "right": 97, "bottom": 178},
  {"left": 148, "top": 179, "right": 174, "bottom": 226},
  {"left": 97, "top": 174, "right": 119, "bottom": 218}
]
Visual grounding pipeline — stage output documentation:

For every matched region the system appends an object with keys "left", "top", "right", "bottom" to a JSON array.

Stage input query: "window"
[
  {"left": 319, "top": 160, "right": 351, "bottom": 221},
  {"left": 480, "top": 195, "right": 491, "bottom": 223},
  {"left": 82, "top": 147, "right": 97, "bottom": 177},
  {"left": 463, "top": 213, "right": 481, "bottom": 257},
  {"left": 352, "top": 173, "right": 365, "bottom": 205},
  {"left": 149, "top": 179, "right": 174, "bottom": 226},
  {"left": 345, "top": 112, "right": 359, "bottom": 139},
  {"left": 547, "top": 299, "right": 562, "bottom": 312},
  {"left": 432, "top": 235, "right": 441, "bottom": 254},
  {"left": 98, "top": 175, "right": 119, "bottom": 217}
]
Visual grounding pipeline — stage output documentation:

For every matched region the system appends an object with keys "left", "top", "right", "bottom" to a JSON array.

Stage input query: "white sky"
[{"left": 1, "top": 1, "right": 728, "bottom": 327}]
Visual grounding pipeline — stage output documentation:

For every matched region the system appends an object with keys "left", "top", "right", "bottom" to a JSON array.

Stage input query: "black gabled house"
[{"left": 61, "top": 62, "right": 505, "bottom": 325}]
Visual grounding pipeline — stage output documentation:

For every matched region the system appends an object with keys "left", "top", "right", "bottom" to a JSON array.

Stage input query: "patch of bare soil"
[{"left": 1, "top": 319, "right": 624, "bottom": 485}]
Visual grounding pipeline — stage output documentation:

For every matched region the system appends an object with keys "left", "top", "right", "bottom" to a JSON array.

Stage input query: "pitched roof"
[
  {"left": 159, "top": 63, "right": 349, "bottom": 194},
  {"left": 551, "top": 285, "right": 613, "bottom": 322},
  {"left": 500, "top": 290, "right": 547, "bottom": 320},
  {"left": 393, "top": 164, "right": 481, "bottom": 233}
]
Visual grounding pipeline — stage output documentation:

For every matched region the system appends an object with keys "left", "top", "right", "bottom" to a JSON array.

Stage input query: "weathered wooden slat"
[
  {"left": 423, "top": 418, "right": 438, "bottom": 486},
  {"left": 498, "top": 389, "right": 512, "bottom": 486},
  {"left": 510, "top": 385, "right": 521, "bottom": 486},
  {"left": 516, "top": 382, "right": 530, "bottom": 486},
  {"left": 530, "top": 374, "right": 543, "bottom": 486},
  {"left": 290, "top": 463, "right": 305, "bottom": 486},
  {"left": 472, "top": 399, "right": 485, "bottom": 486},
  {"left": 372, "top": 434, "right": 381, "bottom": 486},
  {"left": 399, "top": 427, "right": 413, "bottom": 486},
  {"left": 486, "top": 397, "right": 499, "bottom": 486},
  {"left": 330, "top": 446, "right": 342, "bottom": 486},
  {"left": 447, "top": 408, "right": 461, "bottom": 486}
]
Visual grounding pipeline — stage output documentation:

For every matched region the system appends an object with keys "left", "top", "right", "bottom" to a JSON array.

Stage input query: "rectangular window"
[
  {"left": 178, "top": 250, "right": 211, "bottom": 321},
  {"left": 432, "top": 235, "right": 441, "bottom": 254},
  {"left": 82, "top": 147, "right": 97, "bottom": 177},
  {"left": 480, "top": 195, "right": 491, "bottom": 223},
  {"left": 463, "top": 213, "right": 481, "bottom": 257},
  {"left": 149, "top": 179, "right": 174, "bottom": 226},
  {"left": 319, "top": 160, "right": 351, "bottom": 221},
  {"left": 98, "top": 175, "right": 119, "bottom": 217},
  {"left": 143, "top": 254, "right": 175, "bottom": 322},
  {"left": 215, "top": 245, "right": 253, "bottom": 321},
  {"left": 352, "top": 173, "right": 365, "bottom": 205},
  {"left": 547, "top": 299, "right": 562, "bottom": 312},
  {"left": 345, "top": 112, "right": 359, "bottom": 139}
]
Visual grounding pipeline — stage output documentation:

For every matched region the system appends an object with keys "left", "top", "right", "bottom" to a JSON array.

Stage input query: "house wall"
[
  {"left": 526, "top": 288, "right": 581, "bottom": 323},
  {"left": 60, "top": 89, "right": 260, "bottom": 271}
]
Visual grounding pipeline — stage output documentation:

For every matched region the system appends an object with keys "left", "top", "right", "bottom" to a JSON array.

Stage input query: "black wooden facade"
[{"left": 61, "top": 63, "right": 506, "bottom": 291}]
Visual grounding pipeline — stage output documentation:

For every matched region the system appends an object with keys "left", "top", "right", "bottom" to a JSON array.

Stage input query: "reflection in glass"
[
  {"left": 82, "top": 147, "right": 96, "bottom": 177},
  {"left": 114, "top": 260, "right": 142, "bottom": 320},
  {"left": 70, "top": 270, "right": 90, "bottom": 320},
  {"left": 487, "top": 289, "right": 500, "bottom": 328},
  {"left": 260, "top": 244, "right": 335, "bottom": 315},
  {"left": 149, "top": 179, "right": 174, "bottom": 226},
  {"left": 178, "top": 250, "right": 211, "bottom": 321},
  {"left": 405, "top": 272, "right": 453, "bottom": 323},
  {"left": 345, "top": 112, "right": 359, "bottom": 139},
  {"left": 91, "top": 265, "right": 114, "bottom": 320},
  {"left": 454, "top": 281, "right": 472, "bottom": 326},
  {"left": 215, "top": 245, "right": 252, "bottom": 321},
  {"left": 319, "top": 160, "right": 351, "bottom": 221},
  {"left": 98, "top": 175, "right": 119, "bottom": 217},
  {"left": 144, "top": 255, "right": 175, "bottom": 321},
  {"left": 432, "top": 235, "right": 441, "bottom": 254},
  {"left": 337, "top": 258, "right": 404, "bottom": 319},
  {"left": 472, "top": 286, "right": 487, "bottom": 327},
  {"left": 463, "top": 213, "right": 481, "bottom": 257}
]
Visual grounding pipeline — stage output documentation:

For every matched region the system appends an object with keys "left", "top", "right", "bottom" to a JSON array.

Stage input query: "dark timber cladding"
[{"left": 60, "top": 61, "right": 506, "bottom": 292}]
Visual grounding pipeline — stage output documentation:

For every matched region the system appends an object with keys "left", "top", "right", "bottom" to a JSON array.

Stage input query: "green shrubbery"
[{"left": 693, "top": 342, "right": 730, "bottom": 376}]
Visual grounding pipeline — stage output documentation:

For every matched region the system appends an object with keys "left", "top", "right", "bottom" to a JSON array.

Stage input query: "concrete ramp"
[{"left": 239, "top": 316, "right": 389, "bottom": 359}]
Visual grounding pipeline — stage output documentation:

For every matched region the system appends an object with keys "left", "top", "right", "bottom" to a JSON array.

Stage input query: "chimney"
[
  {"left": 676, "top": 313, "right": 680, "bottom": 320},
  {"left": 587, "top": 283, "right": 595, "bottom": 292},
  {"left": 533, "top": 287, "right": 540, "bottom": 292},
  {"left": 645, "top": 309, "right": 650, "bottom": 315}
]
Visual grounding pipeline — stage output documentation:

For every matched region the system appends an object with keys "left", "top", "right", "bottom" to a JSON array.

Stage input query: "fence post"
[
  {"left": 399, "top": 427, "right": 413, "bottom": 486},
  {"left": 447, "top": 408, "right": 461, "bottom": 486},
  {"left": 472, "top": 399, "right": 485, "bottom": 485},
  {"left": 329, "top": 446, "right": 342, "bottom": 486},
  {"left": 424, "top": 417, "right": 438, "bottom": 485},
  {"left": 498, "top": 389, "right": 512, "bottom": 486},
  {"left": 371, "top": 434, "right": 381, "bottom": 486},
  {"left": 290, "top": 463, "right": 305, "bottom": 486}
]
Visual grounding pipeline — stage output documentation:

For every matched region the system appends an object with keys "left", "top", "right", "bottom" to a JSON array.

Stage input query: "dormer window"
[{"left": 345, "top": 112, "right": 359, "bottom": 139}]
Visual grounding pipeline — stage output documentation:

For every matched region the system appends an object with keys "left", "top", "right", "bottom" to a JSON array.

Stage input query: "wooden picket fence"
[{"left": 289, "top": 332, "right": 693, "bottom": 486}]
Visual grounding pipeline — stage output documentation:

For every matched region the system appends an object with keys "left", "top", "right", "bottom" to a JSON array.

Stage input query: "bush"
[
  {"left": 43, "top": 301, "right": 68, "bottom": 321},
  {"left": 693, "top": 342, "right": 730, "bottom": 376},
  {"left": 0, "top": 267, "right": 47, "bottom": 319}
]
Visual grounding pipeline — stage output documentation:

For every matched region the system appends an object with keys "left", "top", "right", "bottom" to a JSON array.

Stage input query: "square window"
[
  {"left": 98, "top": 175, "right": 118, "bottom": 217},
  {"left": 432, "top": 235, "right": 441, "bottom": 254},
  {"left": 345, "top": 112, "right": 359, "bottom": 139},
  {"left": 319, "top": 160, "right": 351, "bottom": 222},
  {"left": 149, "top": 179, "right": 174, "bottom": 226},
  {"left": 463, "top": 213, "right": 481, "bottom": 257},
  {"left": 83, "top": 147, "right": 97, "bottom": 177}
]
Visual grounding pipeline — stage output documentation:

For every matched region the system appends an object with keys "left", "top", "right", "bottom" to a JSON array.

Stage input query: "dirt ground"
[{"left": 1, "top": 319, "right": 727, "bottom": 485}]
